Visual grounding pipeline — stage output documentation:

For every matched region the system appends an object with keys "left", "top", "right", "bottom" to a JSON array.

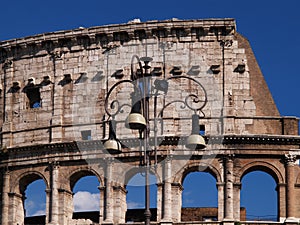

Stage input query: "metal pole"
[
  {"left": 143, "top": 62, "right": 151, "bottom": 225},
  {"left": 144, "top": 154, "right": 151, "bottom": 225}
]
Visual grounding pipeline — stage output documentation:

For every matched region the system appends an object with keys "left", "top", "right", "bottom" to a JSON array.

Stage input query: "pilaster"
[
  {"left": 8, "top": 192, "right": 24, "bottom": 225},
  {"left": 1, "top": 169, "right": 10, "bottom": 225},
  {"left": 161, "top": 156, "right": 172, "bottom": 223},
  {"left": 223, "top": 155, "right": 234, "bottom": 222},
  {"left": 48, "top": 161, "right": 60, "bottom": 225},
  {"left": 103, "top": 158, "right": 114, "bottom": 224},
  {"left": 112, "top": 185, "right": 127, "bottom": 224},
  {"left": 98, "top": 185, "right": 106, "bottom": 224},
  {"left": 171, "top": 182, "right": 183, "bottom": 222},
  {"left": 57, "top": 188, "right": 73, "bottom": 225},
  {"left": 284, "top": 154, "right": 298, "bottom": 224},
  {"left": 233, "top": 183, "right": 241, "bottom": 221},
  {"left": 217, "top": 182, "right": 225, "bottom": 221}
]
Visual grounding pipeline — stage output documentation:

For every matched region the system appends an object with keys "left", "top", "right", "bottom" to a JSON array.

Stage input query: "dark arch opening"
[
  {"left": 181, "top": 171, "right": 218, "bottom": 221},
  {"left": 241, "top": 170, "right": 278, "bottom": 221}
]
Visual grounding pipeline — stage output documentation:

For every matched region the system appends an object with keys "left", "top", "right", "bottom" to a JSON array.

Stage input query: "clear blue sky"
[{"left": 3, "top": 0, "right": 299, "bottom": 221}]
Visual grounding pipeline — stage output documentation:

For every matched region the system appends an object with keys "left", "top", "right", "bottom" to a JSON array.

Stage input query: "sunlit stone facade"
[{"left": 0, "top": 18, "right": 299, "bottom": 225}]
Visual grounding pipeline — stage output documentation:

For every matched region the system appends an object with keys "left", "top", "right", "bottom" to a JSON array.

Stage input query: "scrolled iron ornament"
[
  {"left": 157, "top": 75, "right": 207, "bottom": 117},
  {"left": 104, "top": 79, "right": 140, "bottom": 117}
]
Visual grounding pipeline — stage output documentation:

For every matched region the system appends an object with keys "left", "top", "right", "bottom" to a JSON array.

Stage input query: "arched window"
[
  {"left": 73, "top": 176, "right": 100, "bottom": 212},
  {"left": 72, "top": 175, "right": 100, "bottom": 223},
  {"left": 24, "top": 179, "right": 46, "bottom": 216},
  {"left": 126, "top": 173, "right": 157, "bottom": 222},
  {"left": 23, "top": 78, "right": 41, "bottom": 108},
  {"left": 182, "top": 171, "right": 217, "bottom": 221},
  {"left": 241, "top": 171, "right": 277, "bottom": 221},
  {"left": 24, "top": 86, "right": 41, "bottom": 108}
]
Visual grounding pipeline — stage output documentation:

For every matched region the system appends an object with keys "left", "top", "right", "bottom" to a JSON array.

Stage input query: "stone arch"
[
  {"left": 236, "top": 161, "right": 284, "bottom": 184},
  {"left": 69, "top": 168, "right": 103, "bottom": 191},
  {"left": 173, "top": 161, "right": 222, "bottom": 184},
  {"left": 11, "top": 170, "right": 49, "bottom": 194},
  {"left": 123, "top": 167, "right": 161, "bottom": 186}
]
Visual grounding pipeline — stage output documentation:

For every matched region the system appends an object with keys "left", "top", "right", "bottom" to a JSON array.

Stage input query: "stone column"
[
  {"left": 162, "top": 156, "right": 172, "bottom": 223},
  {"left": 98, "top": 185, "right": 105, "bottom": 224},
  {"left": 8, "top": 192, "right": 23, "bottom": 225},
  {"left": 49, "top": 161, "right": 59, "bottom": 225},
  {"left": 112, "top": 185, "right": 127, "bottom": 224},
  {"left": 284, "top": 154, "right": 297, "bottom": 223},
  {"left": 156, "top": 183, "right": 163, "bottom": 221},
  {"left": 223, "top": 155, "right": 234, "bottom": 222},
  {"left": 104, "top": 158, "right": 114, "bottom": 224},
  {"left": 1, "top": 170, "right": 10, "bottom": 225},
  {"left": 233, "top": 183, "right": 241, "bottom": 221},
  {"left": 217, "top": 182, "right": 225, "bottom": 221},
  {"left": 277, "top": 183, "right": 286, "bottom": 222},
  {"left": 57, "top": 188, "right": 73, "bottom": 225},
  {"left": 171, "top": 183, "right": 183, "bottom": 222},
  {"left": 45, "top": 188, "right": 51, "bottom": 223}
]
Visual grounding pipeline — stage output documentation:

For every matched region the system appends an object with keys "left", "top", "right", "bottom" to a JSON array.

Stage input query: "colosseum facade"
[{"left": 0, "top": 18, "right": 299, "bottom": 225}]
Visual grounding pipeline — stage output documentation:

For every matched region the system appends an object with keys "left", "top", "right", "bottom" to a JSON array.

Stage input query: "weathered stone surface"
[{"left": 0, "top": 18, "right": 299, "bottom": 225}]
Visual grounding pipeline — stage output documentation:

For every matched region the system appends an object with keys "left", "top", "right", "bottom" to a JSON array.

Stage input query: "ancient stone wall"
[
  {"left": 1, "top": 18, "right": 297, "bottom": 149},
  {"left": 0, "top": 18, "right": 299, "bottom": 225}
]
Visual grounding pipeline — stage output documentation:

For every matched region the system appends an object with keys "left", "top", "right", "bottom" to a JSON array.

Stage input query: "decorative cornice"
[
  {"left": 3, "top": 135, "right": 300, "bottom": 155},
  {"left": 1, "top": 18, "right": 236, "bottom": 46},
  {"left": 220, "top": 135, "right": 300, "bottom": 146},
  {"left": 0, "top": 18, "right": 236, "bottom": 62}
]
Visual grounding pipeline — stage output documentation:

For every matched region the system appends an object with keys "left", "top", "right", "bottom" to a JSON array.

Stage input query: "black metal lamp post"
[{"left": 104, "top": 55, "right": 207, "bottom": 225}]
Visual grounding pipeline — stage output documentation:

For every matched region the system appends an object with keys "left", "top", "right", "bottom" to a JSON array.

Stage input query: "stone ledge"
[
  {"left": 3, "top": 135, "right": 300, "bottom": 154},
  {"left": 0, "top": 18, "right": 236, "bottom": 47}
]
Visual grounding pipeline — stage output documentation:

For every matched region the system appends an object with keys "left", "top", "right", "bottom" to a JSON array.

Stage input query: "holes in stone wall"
[
  {"left": 23, "top": 78, "right": 41, "bottom": 108},
  {"left": 170, "top": 66, "right": 182, "bottom": 76},
  {"left": 210, "top": 65, "right": 221, "bottom": 74},
  {"left": 25, "top": 87, "right": 41, "bottom": 108},
  {"left": 58, "top": 74, "right": 72, "bottom": 86},
  {"left": 81, "top": 130, "right": 92, "bottom": 140},
  {"left": 74, "top": 72, "right": 88, "bottom": 84},
  {"left": 199, "top": 124, "right": 205, "bottom": 135},
  {"left": 39, "top": 75, "right": 52, "bottom": 86},
  {"left": 8, "top": 81, "right": 21, "bottom": 93}
]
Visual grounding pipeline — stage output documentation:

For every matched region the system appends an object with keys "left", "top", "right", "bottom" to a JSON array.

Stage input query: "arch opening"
[
  {"left": 125, "top": 172, "right": 157, "bottom": 222},
  {"left": 71, "top": 174, "right": 100, "bottom": 223},
  {"left": 21, "top": 176, "right": 46, "bottom": 225},
  {"left": 241, "top": 170, "right": 278, "bottom": 221},
  {"left": 181, "top": 171, "right": 218, "bottom": 222}
]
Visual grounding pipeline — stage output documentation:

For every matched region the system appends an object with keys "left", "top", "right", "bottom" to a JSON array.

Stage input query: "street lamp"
[{"left": 104, "top": 55, "right": 207, "bottom": 225}]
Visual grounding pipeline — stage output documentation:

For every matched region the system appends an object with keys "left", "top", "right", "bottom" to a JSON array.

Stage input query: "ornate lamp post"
[{"left": 103, "top": 55, "right": 207, "bottom": 225}]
